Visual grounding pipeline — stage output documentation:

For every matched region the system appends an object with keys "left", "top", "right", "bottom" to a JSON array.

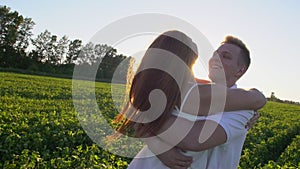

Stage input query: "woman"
[{"left": 114, "top": 30, "right": 265, "bottom": 168}]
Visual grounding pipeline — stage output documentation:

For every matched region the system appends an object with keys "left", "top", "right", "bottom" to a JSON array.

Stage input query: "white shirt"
[{"left": 173, "top": 84, "right": 254, "bottom": 169}]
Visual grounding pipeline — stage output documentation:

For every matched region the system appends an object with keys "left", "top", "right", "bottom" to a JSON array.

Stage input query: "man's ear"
[{"left": 235, "top": 66, "right": 246, "bottom": 77}]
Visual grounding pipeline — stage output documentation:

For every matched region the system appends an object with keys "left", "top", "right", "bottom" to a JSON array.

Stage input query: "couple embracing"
[{"left": 114, "top": 30, "right": 266, "bottom": 169}]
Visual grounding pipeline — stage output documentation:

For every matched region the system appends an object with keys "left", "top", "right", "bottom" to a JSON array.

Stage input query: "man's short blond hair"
[{"left": 222, "top": 35, "right": 250, "bottom": 70}]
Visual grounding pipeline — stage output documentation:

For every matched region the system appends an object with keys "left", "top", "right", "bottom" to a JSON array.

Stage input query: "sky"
[{"left": 1, "top": 0, "right": 300, "bottom": 102}]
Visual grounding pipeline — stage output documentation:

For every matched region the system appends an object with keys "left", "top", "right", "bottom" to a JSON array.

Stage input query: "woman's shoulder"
[{"left": 195, "top": 78, "right": 211, "bottom": 84}]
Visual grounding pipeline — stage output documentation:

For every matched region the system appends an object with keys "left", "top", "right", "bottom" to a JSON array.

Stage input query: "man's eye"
[{"left": 223, "top": 54, "right": 231, "bottom": 59}]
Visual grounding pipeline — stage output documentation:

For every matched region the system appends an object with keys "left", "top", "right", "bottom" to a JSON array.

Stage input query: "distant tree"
[
  {"left": 109, "top": 56, "right": 135, "bottom": 83},
  {"left": 48, "top": 35, "right": 58, "bottom": 64},
  {"left": 0, "top": 5, "right": 134, "bottom": 80},
  {"left": 0, "top": 6, "right": 23, "bottom": 47},
  {"left": 76, "top": 43, "right": 115, "bottom": 65},
  {"left": 98, "top": 47, "right": 118, "bottom": 79},
  {"left": 270, "top": 92, "right": 276, "bottom": 101},
  {"left": 77, "top": 42, "right": 95, "bottom": 64},
  {"left": 14, "top": 17, "right": 35, "bottom": 54},
  {"left": 66, "top": 39, "right": 82, "bottom": 64},
  {"left": 93, "top": 44, "right": 114, "bottom": 64},
  {"left": 269, "top": 92, "right": 286, "bottom": 103},
  {"left": 31, "top": 30, "right": 52, "bottom": 62},
  {"left": 31, "top": 30, "right": 69, "bottom": 64},
  {"left": 0, "top": 6, "right": 34, "bottom": 68},
  {"left": 55, "top": 35, "right": 69, "bottom": 64}
]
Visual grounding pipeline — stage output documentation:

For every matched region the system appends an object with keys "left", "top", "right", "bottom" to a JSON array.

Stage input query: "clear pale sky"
[{"left": 2, "top": 0, "right": 300, "bottom": 102}]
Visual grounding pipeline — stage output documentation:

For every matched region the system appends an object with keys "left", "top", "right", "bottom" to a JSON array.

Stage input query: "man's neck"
[
  {"left": 226, "top": 80, "right": 236, "bottom": 88},
  {"left": 213, "top": 81, "right": 236, "bottom": 88},
  {"left": 196, "top": 78, "right": 237, "bottom": 88}
]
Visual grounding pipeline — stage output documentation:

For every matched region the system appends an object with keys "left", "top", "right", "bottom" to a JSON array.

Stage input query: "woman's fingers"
[
  {"left": 172, "top": 166, "right": 188, "bottom": 169},
  {"left": 245, "top": 111, "right": 260, "bottom": 130},
  {"left": 156, "top": 146, "right": 192, "bottom": 168},
  {"left": 176, "top": 151, "right": 192, "bottom": 164},
  {"left": 174, "top": 148, "right": 192, "bottom": 168},
  {"left": 172, "top": 160, "right": 191, "bottom": 169}
]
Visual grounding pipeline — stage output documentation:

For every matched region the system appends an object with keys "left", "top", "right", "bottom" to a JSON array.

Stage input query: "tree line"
[
  {"left": 267, "top": 92, "right": 300, "bottom": 105},
  {"left": 0, "top": 5, "right": 134, "bottom": 82}
]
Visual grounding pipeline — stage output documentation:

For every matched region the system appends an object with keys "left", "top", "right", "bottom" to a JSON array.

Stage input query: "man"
[{"left": 155, "top": 35, "right": 262, "bottom": 168}]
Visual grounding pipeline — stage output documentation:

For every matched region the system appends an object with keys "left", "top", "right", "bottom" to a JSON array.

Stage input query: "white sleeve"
[{"left": 218, "top": 110, "right": 255, "bottom": 144}]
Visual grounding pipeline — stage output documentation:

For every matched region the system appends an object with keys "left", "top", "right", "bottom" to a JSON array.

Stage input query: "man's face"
[{"left": 208, "top": 43, "right": 242, "bottom": 86}]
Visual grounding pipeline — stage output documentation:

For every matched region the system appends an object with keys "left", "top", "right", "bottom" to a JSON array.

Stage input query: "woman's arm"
[
  {"left": 153, "top": 115, "right": 227, "bottom": 152},
  {"left": 142, "top": 135, "right": 193, "bottom": 168},
  {"left": 134, "top": 123, "right": 193, "bottom": 168},
  {"left": 183, "top": 84, "right": 266, "bottom": 116},
  {"left": 224, "top": 88, "right": 266, "bottom": 111}
]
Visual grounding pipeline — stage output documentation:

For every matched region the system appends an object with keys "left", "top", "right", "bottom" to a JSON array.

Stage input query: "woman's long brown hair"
[{"left": 114, "top": 30, "right": 198, "bottom": 137}]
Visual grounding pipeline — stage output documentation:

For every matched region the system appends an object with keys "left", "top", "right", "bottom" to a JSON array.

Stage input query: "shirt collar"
[{"left": 230, "top": 84, "right": 237, "bottom": 89}]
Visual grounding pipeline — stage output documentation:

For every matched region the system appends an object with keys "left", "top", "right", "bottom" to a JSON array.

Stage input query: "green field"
[{"left": 1, "top": 72, "right": 300, "bottom": 168}]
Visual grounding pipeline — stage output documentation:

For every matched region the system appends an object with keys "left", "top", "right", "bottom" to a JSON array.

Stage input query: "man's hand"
[
  {"left": 157, "top": 147, "right": 192, "bottom": 169},
  {"left": 245, "top": 111, "right": 260, "bottom": 130}
]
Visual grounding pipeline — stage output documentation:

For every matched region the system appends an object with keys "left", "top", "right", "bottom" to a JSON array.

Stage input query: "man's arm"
[{"left": 183, "top": 84, "right": 266, "bottom": 116}]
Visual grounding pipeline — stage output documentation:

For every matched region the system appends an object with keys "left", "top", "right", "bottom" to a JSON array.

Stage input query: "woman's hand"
[
  {"left": 245, "top": 111, "right": 260, "bottom": 130},
  {"left": 157, "top": 147, "right": 192, "bottom": 169},
  {"left": 134, "top": 123, "right": 193, "bottom": 168}
]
